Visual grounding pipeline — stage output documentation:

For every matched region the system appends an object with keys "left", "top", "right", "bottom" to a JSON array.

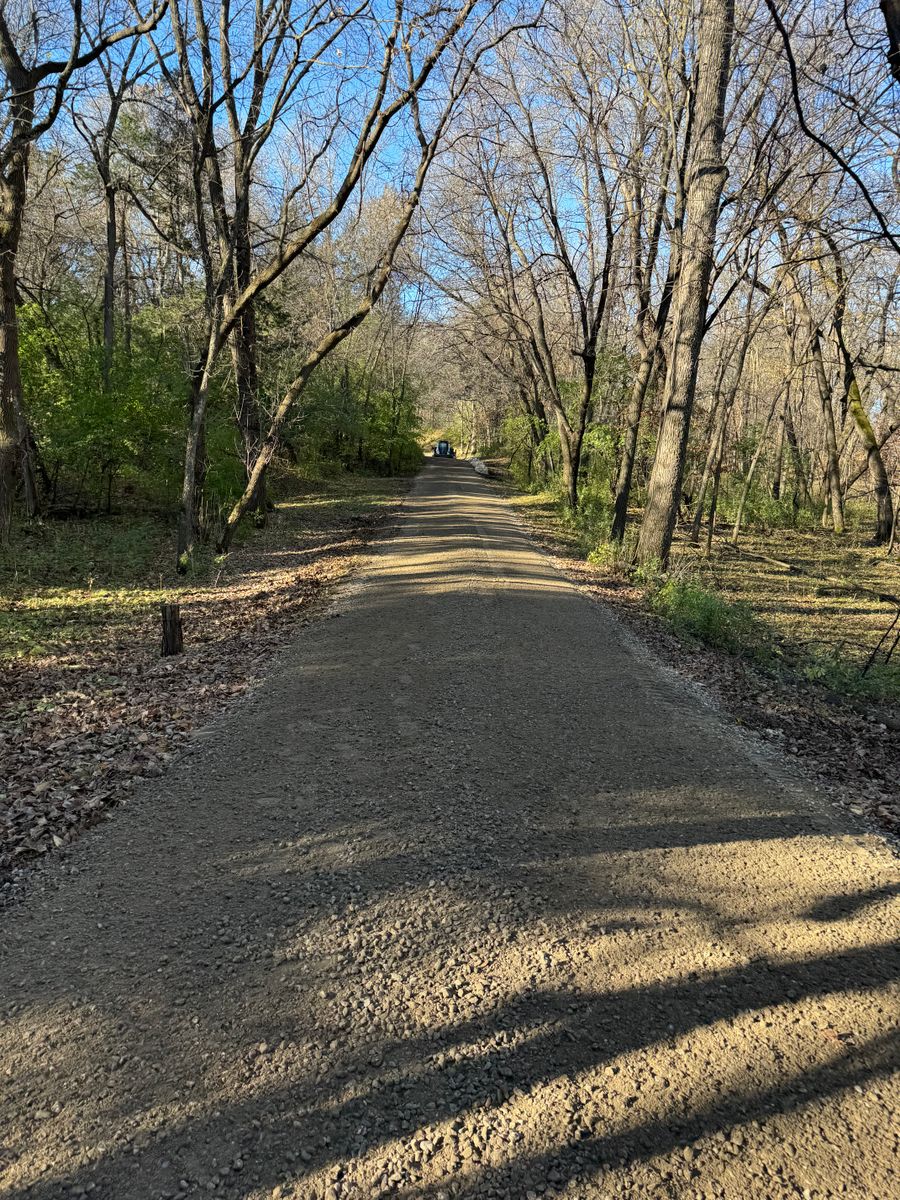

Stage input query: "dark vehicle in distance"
[{"left": 434, "top": 440, "right": 456, "bottom": 457}]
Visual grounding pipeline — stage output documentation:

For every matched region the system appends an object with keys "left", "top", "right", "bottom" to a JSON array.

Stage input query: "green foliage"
[
  {"left": 295, "top": 358, "right": 424, "bottom": 476},
  {"left": 0, "top": 472, "right": 407, "bottom": 664},
  {"left": 650, "top": 575, "right": 777, "bottom": 663},
  {"left": 19, "top": 299, "right": 200, "bottom": 511},
  {"left": 563, "top": 483, "right": 614, "bottom": 551},
  {"left": 582, "top": 423, "right": 617, "bottom": 488},
  {"left": 501, "top": 413, "right": 545, "bottom": 491},
  {"left": 715, "top": 476, "right": 819, "bottom": 532},
  {"left": 632, "top": 556, "right": 664, "bottom": 589},
  {"left": 18, "top": 289, "right": 421, "bottom": 525},
  {"left": 586, "top": 537, "right": 633, "bottom": 574},
  {"left": 0, "top": 513, "right": 185, "bottom": 660},
  {"left": 646, "top": 573, "right": 900, "bottom": 702},
  {"left": 797, "top": 645, "right": 900, "bottom": 703}
]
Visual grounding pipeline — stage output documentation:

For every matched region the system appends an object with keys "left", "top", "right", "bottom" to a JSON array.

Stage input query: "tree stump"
[{"left": 160, "top": 602, "right": 184, "bottom": 656}]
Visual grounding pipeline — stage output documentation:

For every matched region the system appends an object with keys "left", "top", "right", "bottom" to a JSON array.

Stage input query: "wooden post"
[{"left": 160, "top": 602, "right": 183, "bottom": 656}]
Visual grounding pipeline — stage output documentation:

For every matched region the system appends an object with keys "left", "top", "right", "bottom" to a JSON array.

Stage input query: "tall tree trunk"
[
  {"left": 826, "top": 244, "right": 895, "bottom": 545},
  {"left": 102, "top": 179, "right": 117, "bottom": 392},
  {"left": 691, "top": 392, "right": 729, "bottom": 544},
  {"left": 784, "top": 270, "right": 844, "bottom": 529},
  {"left": 637, "top": 0, "right": 735, "bottom": 567},
  {"left": 0, "top": 163, "right": 37, "bottom": 532},
  {"left": 704, "top": 433, "right": 727, "bottom": 556},
  {"left": 517, "top": 381, "right": 547, "bottom": 482},
  {"left": 230, "top": 211, "right": 265, "bottom": 517},
  {"left": 557, "top": 413, "right": 580, "bottom": 511},
  {"left": 842, "top": 357, "right": 894, "bottom": 543},
  {"left": 176, "top": 369, "right": 209, "bottom": 570},
  {"left": 809, "top": 325, "right": 845, "bottom": 533},
  {"left": 771, "top": 317, "right": 797, "bottom": 501},
  {"left": 783, "top": 401, "right": 810, "bottom": 510},
  {"left": 120, "top": 196, "right": 132, "bottom": 357},
  {"left": 730, "top": 391, "right": 781, "bottom": 545},
  {"left": 690, "top": 303, "right": 759, "bottom": 543},
  {"left": 771, "top": 389, "right": 787, "bottom": 499}
]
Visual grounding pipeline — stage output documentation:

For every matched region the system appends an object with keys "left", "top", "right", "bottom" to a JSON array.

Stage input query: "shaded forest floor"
[
  {"left": 501, "top": 485, "right": 900, "bottom": 842},
  {"left": 0, "top": 473, "right": 411, "bottom": 891}
]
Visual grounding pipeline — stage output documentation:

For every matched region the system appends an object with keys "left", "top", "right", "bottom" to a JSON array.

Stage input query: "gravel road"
[{"left": 2, "top": 459, "right": 898, "bottom": 1200}]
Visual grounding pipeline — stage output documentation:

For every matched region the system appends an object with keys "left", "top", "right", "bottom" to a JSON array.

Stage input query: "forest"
[{"left": 1, "top": 0, "right": 898, "bottom": 690}]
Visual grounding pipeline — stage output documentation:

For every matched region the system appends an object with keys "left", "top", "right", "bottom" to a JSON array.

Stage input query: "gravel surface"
[{"left": 2, "top": 460, "right": 898, "bottom": 1200}]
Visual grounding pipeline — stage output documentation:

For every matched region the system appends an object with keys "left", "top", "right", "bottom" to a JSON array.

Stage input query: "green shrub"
[
  {"left": 715, "top": 477, "right": 819, "bottom": 532},
  {"left": 650, "top": 576, "right": 776, "bottom": 663},
  {"left": 563, "top": 484, "right": 613, "bottom": 549},
  {"left": 798, "top": 645, "right": 900, "bottom": 703},
  {"left": 587, "top": 539, "right": 626, "bottom": 572}
]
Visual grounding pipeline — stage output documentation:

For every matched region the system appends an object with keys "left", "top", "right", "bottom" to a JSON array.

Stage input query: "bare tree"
[
  {"left": 70, "top": 41, "right": 152, "bottom": 391},
  {"left": 637, "top": 0, "right": 736, "bottom": 567},
  {"left": 218, "top": 1, "right": 528, "bottom": 548}
]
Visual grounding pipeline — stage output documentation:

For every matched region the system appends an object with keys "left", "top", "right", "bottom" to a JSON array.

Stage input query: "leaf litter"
[{"left": 0, "top": 481, "right": 409, "bottom": 891}]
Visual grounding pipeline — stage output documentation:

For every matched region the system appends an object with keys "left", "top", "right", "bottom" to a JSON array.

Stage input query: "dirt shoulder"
[
  {"left": 497, "top": 483, "right": 900, "bottom": 843},
  {"left": 0, "top": 474, "right": 411, "bottom": 895}
]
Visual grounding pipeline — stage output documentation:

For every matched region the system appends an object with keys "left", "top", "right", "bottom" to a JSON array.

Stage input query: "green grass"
[
  {"left": 648, "top": 573, "right": 900, "bottom": 704},
  {"left": 0, "top": 516, "right": 185, "bottom": 661}
]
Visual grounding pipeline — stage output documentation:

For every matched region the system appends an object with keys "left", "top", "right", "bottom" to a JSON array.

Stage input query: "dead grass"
[{"left": 684, "top": 528, "right": 898, "bottom": 674}]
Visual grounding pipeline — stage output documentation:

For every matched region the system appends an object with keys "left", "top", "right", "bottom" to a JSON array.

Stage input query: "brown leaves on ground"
[{"left": 0, "top": 485, "right": 407, "bottom": 888}]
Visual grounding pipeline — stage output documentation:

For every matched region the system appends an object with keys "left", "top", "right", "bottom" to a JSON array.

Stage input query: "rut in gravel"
[{"left": 2, "top": 459, "right": 899, "bottom": 1200}]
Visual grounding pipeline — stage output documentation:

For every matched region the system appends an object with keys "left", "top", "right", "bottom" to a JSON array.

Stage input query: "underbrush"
[
  {"left": 646, "top": 574, "right": 900, "bottom": 704},
  {"left": 501, "top": 476, "right": 900, "bottom": 706},
  {"left": 649, "top": 576, "right": 778, "bottom": 664}
]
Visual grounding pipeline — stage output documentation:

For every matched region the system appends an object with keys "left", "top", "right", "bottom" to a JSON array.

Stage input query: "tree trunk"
[
  {"left": 846, "top": 367, "right": 894, "bottom": 543},
  {"left": 730, "top": 392, "right": 780, "bottom": 545},
  {"left": 120, "top": 196, "right": 132, "bottom": 357},
  {"left": 558, "top": 415, "right": 580, "bottom": 511},
  {"left": 0, "top": 219, "right": 21, "bottom": 536},
  {"left": 771, "top": 389, "right": 787, "bottom": 499},
  {"left": 611, "top": 343, "right": 655, "bottom": 542},
  {"left": 102, "top": 180, "right": 116, "bottom": 392},
  {"left": 830, "top": 293, "right": 894, "bottom": 544},
  {"left": 230, "top": 211, "right": 266, "bottom": 517},
  {"left": 783, "top": 401, "right": 810, "bottom": 510},
  {"left": 809, "top": 325, "right": 845, "bottom": 533},
  {"left": 691, "top": 393, "right": 729, "bottom": 544},
  {"left": 0, "top": 164, "right": 37, "bottom": 533},
  {"left": 517, "top": 381, "right": 547, "bottom": 482},
  {"left": 636, "top": 0, "right": 735, "bottom": 567},
  {"left": 705, "top": 437, "right": 726, "bottom": 557},
  {"left": 690, "top": 309, "right": 757, "bottom": 544},
  {"left": 176, "top": 371, "right": 209, "bottom": 570}
]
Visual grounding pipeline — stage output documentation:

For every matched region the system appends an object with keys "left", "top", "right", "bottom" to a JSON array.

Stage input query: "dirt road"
[{"left": 2, "top": 460, "right": 898, "bottom": 1200}]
